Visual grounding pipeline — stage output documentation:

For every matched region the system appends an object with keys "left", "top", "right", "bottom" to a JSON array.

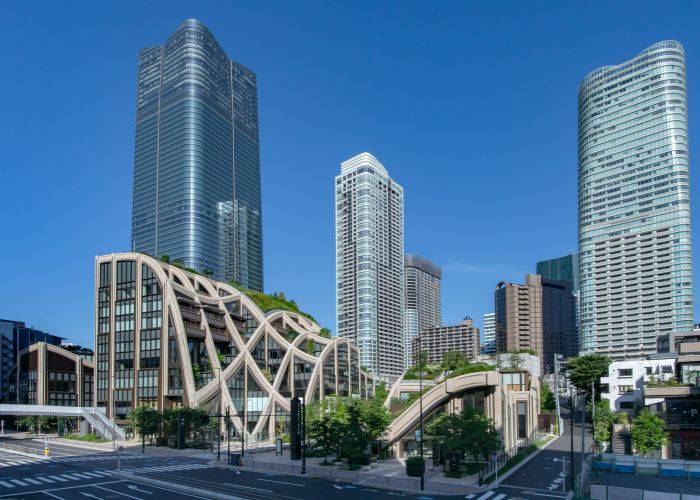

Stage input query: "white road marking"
[
  {"left": 44, "top": 492, "right": 66, "bottom": 500},
  {"left": 35, "top": 476, "right": 56, "bottom": 483},
  {"left": 258, "top": 478, "right": 305, "bottom": 487},
  {"left": 49, "top": 475, "right": 69, "bottom": 482},
  {"left": 477, "top": 492, "right": 494, "bottom": 500},
  {"left": 60, "top": 474, "right": 83, "bottom": 480},
  {"left": 465, "top": 495, "right": 476, "bottom": 499},
  {"left": 492, "top": 495, "right": 506, "bottom": 500},
  {"left": 0, "top": 481, "right": 14, "bottom": 488},
  {"left": 94, "top": 484, "right": 142, "bottom": 499},
  {"left": 10, "top": 479, "right": 28, "bottom": 486},
  {"left": 71, "top": 473, "right": 93, "bottom": 479},
  {"left": 23, "top": 478, "right": 42, "bottom": 485},
  {"left": 224, "top": 482, "right": 273, "bottom": 493}
]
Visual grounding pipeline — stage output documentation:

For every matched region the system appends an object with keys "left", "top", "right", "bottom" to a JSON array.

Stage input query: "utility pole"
[
  {"left": 226, "top": 407, "right": 231, "bottom": 464},
  {"left": 301, "top": 398, "right": 306, "bottom": 474},
  {"left": 581, "top": 393, "right": 587, "bottom": 462},
  {"left": 554, "top": 354, "right": 563, "bottom": 435},
  {"left": 591, "top": 380, "right": 596, "bottom": 420},
  {"left": 418, "top": 336, "right": 425, "bottom": 492},
  {"left": 241, "top": 405, "right": 245, "bottom": 457},
  {"left": 569, "top": 392, "right": 575, "bottom": 493}
]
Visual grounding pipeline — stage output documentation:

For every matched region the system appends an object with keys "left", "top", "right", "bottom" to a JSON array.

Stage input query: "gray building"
[
  {"left": 131, "top": 19, "right": 263, "bottom": 290},
  {"left": 578, "top": 41, "right": 693, "bottom": 359},
  {"left": 536, "top": 254, "right": 579, "bottom": 291},
  {"left": 403, "top": 254, "right": 441, "bottom": 370},
  {"left": 336, "top": 153, "right": 405, "bottom": 382},
  {"left": 0, "top": 319, "right": 63, "bottom": 403}
]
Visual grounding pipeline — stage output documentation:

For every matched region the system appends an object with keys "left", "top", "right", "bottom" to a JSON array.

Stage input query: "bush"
[
  {"left": 349, "top": 453, "right": 370, "bottom": 465},
  {"left": 405, "top": 456, "right": 425, "bottom": 477}
]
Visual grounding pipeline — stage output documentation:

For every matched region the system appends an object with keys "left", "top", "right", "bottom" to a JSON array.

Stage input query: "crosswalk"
[
  {"left": 0, "top": 453, "right": 142, "bottom": 467},
  {"left": 465, "top": 492, "right": 508, "bottom": 500},
  {"left": 0, "top": 462, "right": 212, "bottom": 489}
]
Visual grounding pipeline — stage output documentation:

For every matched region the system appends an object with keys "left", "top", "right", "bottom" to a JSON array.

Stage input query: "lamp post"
[
  {"left": 217, "top": 367, "right": 222, "bottom": 462},
  {"left": 226, "top": 407, "right": 231, "bottom": 464},
  {"left": 569, "top": 391, "right": 575, "bottom": 493},
  {"left": 418, "top": 335, "right": 425, "bottom": 492}
]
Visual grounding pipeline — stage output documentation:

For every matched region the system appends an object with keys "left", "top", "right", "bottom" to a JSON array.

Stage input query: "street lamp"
[{"left": 417, "top": 335, "right": 425, "bottom": 492}]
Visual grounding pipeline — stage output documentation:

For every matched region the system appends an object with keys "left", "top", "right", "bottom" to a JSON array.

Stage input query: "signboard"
[{"left": 415, "top": 430, "right": 422, "bottom": 442}]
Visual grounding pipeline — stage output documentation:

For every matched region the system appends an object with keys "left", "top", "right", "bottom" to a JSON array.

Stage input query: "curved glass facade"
[
  {"left": 578, "top": 41, "right": 693, "bottom": 359},
  {"left": 131, "top": 19, "right": 263, "bottom": 291}
]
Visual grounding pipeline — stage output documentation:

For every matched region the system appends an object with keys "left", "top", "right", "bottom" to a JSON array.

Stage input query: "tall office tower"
[
  {"left": 537, "top": 254, "right": 580, "bottom": 291},
  {"left": 495, "top": 275, "right": 577, "bottom": 374},
  {"left": 404, "top": 254, "right": 442, "bottom": 369},
  {"left": 131, "top": 19, "right": 263, "bottom": 290},
  {"left": 336, "top": 153, "right": 405, "bottom": 382},
  {"left": 578, "top": 41, "right": 693, "bottom": 360},
  {"left": 482, "top": 312, "right": 496, "bottom": 354}
]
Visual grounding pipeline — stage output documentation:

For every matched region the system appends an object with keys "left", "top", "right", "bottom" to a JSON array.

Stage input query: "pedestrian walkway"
[
  {"left": 465, "top": 490, "right": 517, "bottom": 500},
  {"left": 0, "top": 457, "right": 41, "bottom": 466},
  {"left": 0, "top": 463, "right": 213, "bottom": 490}
]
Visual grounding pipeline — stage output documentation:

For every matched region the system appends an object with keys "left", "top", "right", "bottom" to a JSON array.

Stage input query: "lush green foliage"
[
  {"left": 441, "top": 350, "right": 468, "bottom": 371},
  {"left": 307, "top": 396, "right": 391, "bottom": 462},
  {"left": 566, "top": 355, "right": 611, "bottom": 401},
  {"left": 646, "top": 375, "right": 690, "bottom": 387},
  {"left": 445, "top": 363, "right": 495, "bottom": 380},
  {"left": 428, "top": 407, "right": 501, "bottom": 475},
  {"left": 405, "top": 456, "right": 425, "bottom": 477},
  {"left": 631, "top": 408, "right": 668, "bottom": 456},
  {"left": 16, "top": 416, "right": 53, "bottom": 433},
  {"left": 592, "top": 400, "right": 613, "bottom": 444},
  {"left": 130, "top": 404, "right": 162, "bottom": 438},
  {"left": 65, "top": 434, "right": 109, "bottom": 443},
  {"left": 540, "top": 381, "right": 557, "bottom": 412},
  {"left": 318, "top": 328, "right": 332, "bottom": 339}
]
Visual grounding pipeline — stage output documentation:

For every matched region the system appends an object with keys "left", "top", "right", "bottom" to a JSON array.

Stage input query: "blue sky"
[{"left": 2, "top": 1, "right": 700, "bottom": 347}]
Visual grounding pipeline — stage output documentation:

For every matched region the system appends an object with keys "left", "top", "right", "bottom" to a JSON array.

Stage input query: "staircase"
[
  {"left": 612, "top": 425, "right": 632, "bottom": 455},
  {"left": 82, "top": 408, "right": 126, "bottom": 441}
]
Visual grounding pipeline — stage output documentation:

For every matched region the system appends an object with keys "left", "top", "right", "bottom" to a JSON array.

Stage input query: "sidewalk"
[
  {"left": 213, "top": 449, "right": 483, "bottom": 496},
  {"left": 38, "top": 437, "right": 219, "bottom": 458}
]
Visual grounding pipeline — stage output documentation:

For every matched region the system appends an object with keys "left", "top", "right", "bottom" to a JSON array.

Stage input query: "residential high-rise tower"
[
  {"left": 404, "top": 253, "right": 441, "bottom": 369},
  {"left": 336, "top": 153, "right": 405, "bottom": 381},
  {"left": 482, "top": 312, "right": 496, "bottom": 354},
  {"left": 578, "top": 41, "right": 693, "bottom": 359},
  {"left": 131, "top": 19, "right": 263, "bottom": 290}
]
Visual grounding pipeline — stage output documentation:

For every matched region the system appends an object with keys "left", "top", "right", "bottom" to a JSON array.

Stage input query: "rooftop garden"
[
  {"left": 645, "top": 375, "right": 692, "bottom": 388},
  {"left": 404, "top": 350, "right": 495, "bottom": 381},
  {"left": 142, "top": 254, "right": 333, "bottom": 336}
]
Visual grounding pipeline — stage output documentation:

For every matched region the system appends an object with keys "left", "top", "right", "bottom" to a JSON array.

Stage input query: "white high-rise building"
[
  {"left": 578, "top": 41, "right": 694, "bottom": 360},
  {"left": 336, "top": 153, "right": 405, "bottom": 381},
  {"left": 482, "top": 312, "right": 496, "bottom": 354},
  {"left": 404, "top": 254, "right": 442, "bottom": 370}
]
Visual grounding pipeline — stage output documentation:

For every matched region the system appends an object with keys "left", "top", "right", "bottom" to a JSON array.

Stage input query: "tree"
[
  {"left": 592, "top": 400, "right": 613, "bottom": 446},
  {"left": 130, "top": 405, "right": 162, "bottom": 453},
  {"left": 373, "top": 382, "right": 388, "bottom": 405},
  {"left": 540, "top": 381, "right": 557, "bottom": 412},
  {"left": 318, "top": 328, "right": 332, "bottom": 339},
  {"left": 631, "top": 409, "right": 668, "bottom": 456},
  {"left": 508, "top": 352, "right": 523, "bottom": 370},
  {"left": 160, "top": 255, "right": 170, "bottom": 263},
  {"left": 428, "top": 407, "right": 501, "bottom": 475},
  {"left": 566, "top": 355, "right": 610, "bottom": 401},
  {"left": 442, "top": 350, "right": 467, "bottom": 372},
  {"left": 415, "top": 350, "right": 429, "bottom": 371}
]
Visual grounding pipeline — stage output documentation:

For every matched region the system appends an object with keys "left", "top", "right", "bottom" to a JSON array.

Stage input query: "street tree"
[
  {"left": 442, "top": 350, "right": 467, "bottom": 372},
  {"left": 592, "top": 400, "right": 613, "bottom": 447},
  {"left": 130, "top": 404, "right": 162, "bottom": 452},
  {"left": 540, "top": 381, "right": 557, "bottom": 412},
  {"left": 566, "top": 355, "right": 610, "bottom": 401},
  {"left": 631, "top": 409, "right": 668, "bottom": 456}
]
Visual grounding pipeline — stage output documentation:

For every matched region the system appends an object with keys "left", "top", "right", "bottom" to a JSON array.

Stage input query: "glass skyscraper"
[
  {"left": 537, "top": 253, "right": 579, "bottom": 292},
  {"left": 578, "top": 41, "right": 693, "bottom": 360},
  {"left": 131, "top": 19, "right": 263, "bottom": 290},
  {"left": 404, "top": 254, "right": 441, "bottom": 370}
]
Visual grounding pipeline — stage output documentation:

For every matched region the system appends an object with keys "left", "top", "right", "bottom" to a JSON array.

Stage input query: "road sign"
[{"left": 415, "top": 430, "right": 422, "bottom": 442}]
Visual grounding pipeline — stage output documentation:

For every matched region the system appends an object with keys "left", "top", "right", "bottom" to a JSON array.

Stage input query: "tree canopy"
[
  {"left": 631, "top": 408, "right": 668, "bottom": 456},
  {"left": 566, "top": 355, "right": 610, "bottom": 400}
]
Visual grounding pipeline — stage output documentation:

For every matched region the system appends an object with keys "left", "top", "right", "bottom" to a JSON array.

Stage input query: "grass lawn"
[{"left": 64, "top": 434, "right": 110, "bottom": 443}]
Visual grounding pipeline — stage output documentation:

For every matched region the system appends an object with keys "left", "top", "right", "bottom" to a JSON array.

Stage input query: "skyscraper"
[
  {"left": 537, "top": 254, "right": 579, "bottom": 291},
  {"left": 495, "top": 275, "right": 577, "bottom": 373},
  {"left": 482, "top": 312, "right": 496, "bottom": 354},
  {"left": 404, "top": 253, "right": 441, "bottom": 369},
  {"left": 578, "top": 41, "right": 693, "bottom": 359},
  {"left": 131, "top": 19, "right": 263, "bottom": 290},
  {"left": 336, "top": 153, "right": 405, "bottom": 381}
]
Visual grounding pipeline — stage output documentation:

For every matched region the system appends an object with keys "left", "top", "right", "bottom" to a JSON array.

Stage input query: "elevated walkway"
[
  {"left": 385, "top": 371, "right": 500, "bottom": 446},
  {"left": 0, "top": 404, "right": 126, "bottom": 441}
]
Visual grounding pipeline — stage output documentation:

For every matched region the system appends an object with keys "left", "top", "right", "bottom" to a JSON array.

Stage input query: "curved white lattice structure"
[{"left": 95, "top": 253, "right": 374, "bottom": 440}]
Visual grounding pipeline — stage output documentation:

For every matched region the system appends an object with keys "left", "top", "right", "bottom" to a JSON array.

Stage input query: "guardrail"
[
  {"left": 593, "top": 453, "right": 700, "bottom": 479},
  {"left": 0, "top": 442, "right": 44, "bottom": 456}
]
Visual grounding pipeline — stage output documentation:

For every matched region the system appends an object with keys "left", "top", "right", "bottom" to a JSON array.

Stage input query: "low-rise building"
[
  {"left": 411, "top": 317, "right": 479, "bottom": 365},
  {"left": 600, "top": 355, "right": 677, "bottom": 413},
  {"left": 17, "top": 342, "right": 94, "bottom": 407}
]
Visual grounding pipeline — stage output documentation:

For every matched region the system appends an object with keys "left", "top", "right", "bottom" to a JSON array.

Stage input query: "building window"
[
  {"left": 618, "top": 368, "right": 633, "bottom": 378},
  {"left": 517, "top": 402, "right": 527, "bottom": 439},
  {"left": 646, "top": 367, "right": 653, "bottom": 375},
  {"left": 661, "top": 365, "right": 673, "bottom": 374},
  {"left": 619, "top": 401, "right": 635, "bottom": 410}
]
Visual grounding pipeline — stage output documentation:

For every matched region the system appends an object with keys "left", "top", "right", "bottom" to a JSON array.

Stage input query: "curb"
[
  {"left": 213, "top": 462, "right": 479, "bottom": 496},
  {"left": 0, "top": 446, "right": 46, "bottom": 459},
  {"left": 113, "top": 471, "right": 243, "bottom": 499},
  {"left": 485, "top": 434, "right": 559, "bottom": 489},
  {"left": 34, "top": 438, "right": 122, "bottom": 453}
]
